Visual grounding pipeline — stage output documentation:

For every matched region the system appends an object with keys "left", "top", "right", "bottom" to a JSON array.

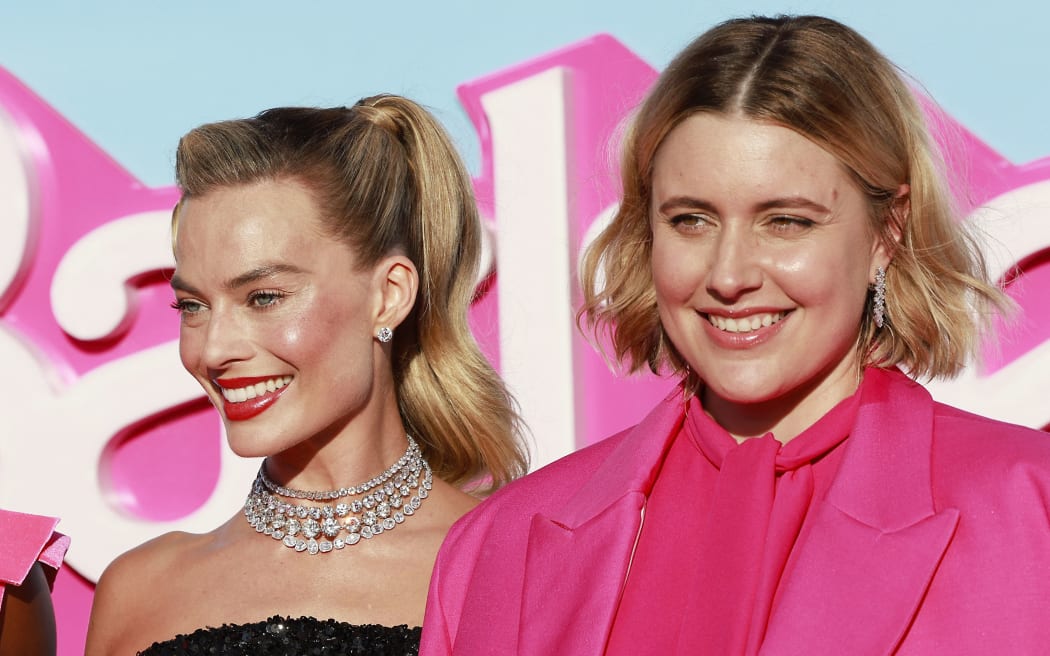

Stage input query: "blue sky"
[{"left": 1, "top": 0, "right": 1047, "bottom": 187}]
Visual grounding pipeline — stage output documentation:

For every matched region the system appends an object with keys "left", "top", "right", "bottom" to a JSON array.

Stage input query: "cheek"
[
  {"left": 177, "top": 325, "right": 199, "bottom": 372},
  {"left": 768, "top": 246, "right": 812, "bottom": 277},
  {"left": 765, "top": 251, "right": 819, "bottom": 306},
  {"left": 651, "top": 238, "right": 703, "bottom": 303},
  {"left": 770, "top": 246, "right": 850, "bottom": 293},
  {"left": 262, "top": 316, "right": 313, "bottom": 361},
  {"left": 268, "top": 302, "right": 364, "bottom": 365},
  {"left": 774, "top": 249, "right": 869, "bottom": 317}
]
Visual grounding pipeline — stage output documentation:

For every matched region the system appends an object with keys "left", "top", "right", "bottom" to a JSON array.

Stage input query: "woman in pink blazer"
[{"left": 421, "top": 14, "right": 1050, "bottom": 655}]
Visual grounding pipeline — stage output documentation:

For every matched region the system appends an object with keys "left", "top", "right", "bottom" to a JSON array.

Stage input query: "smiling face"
[
  {"left": 650, "top": 113, "right": 891, "bottom": 440},
  {"left": 172, "top": 178, "right": 384, "bottom": 457}
]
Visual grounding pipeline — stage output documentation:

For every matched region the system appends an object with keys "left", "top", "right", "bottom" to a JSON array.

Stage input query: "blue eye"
[
  {"left": 249, "top": 291, "right": 285, "bottom": 308},
  {"left": 171, "top": 299, "right": 204, "bottom": 315}
]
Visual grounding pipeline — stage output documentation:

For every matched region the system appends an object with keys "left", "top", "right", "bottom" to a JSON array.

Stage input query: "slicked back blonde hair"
[
  {"left": 174, "top": 95, "right": 527, "bottom": 491},
  {"left": 580, "top": 15, "right": 1007, "bottom": 381}
]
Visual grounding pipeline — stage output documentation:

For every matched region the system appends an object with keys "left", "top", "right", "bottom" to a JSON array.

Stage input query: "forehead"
[
  {"left": 651, "top": 113, "right": 851, "bottom": 199},
  {"left": 176, "top": 179, "right": 321, "bottom": 249},
  {"left": 173, "top": 178, "right": 349, "bottom": 278}
]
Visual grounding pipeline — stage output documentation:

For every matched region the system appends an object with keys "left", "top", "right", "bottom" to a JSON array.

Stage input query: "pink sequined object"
[{"left": 0, "top": 509, "right": 70, "bottom": 605}]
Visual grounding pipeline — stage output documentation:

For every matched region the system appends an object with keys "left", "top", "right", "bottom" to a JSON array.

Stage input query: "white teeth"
[
  {"left": 220, "top": 376, "right": 292, "bottom": 403},
  {"left": 708, "top": 312, "right": 785, "bottom": 333}
]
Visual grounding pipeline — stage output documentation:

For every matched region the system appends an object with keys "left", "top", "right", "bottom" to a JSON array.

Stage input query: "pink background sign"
[{"left": 0, "top": 35, "right": 1047, "bottom": 655}]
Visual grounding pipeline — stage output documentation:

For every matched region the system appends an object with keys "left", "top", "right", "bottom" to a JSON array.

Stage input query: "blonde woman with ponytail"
[{"left": 85, "top": 95, "right": 527, "bottom": 655}]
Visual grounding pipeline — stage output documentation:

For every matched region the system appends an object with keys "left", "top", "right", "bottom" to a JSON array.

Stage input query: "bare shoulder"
[
  {"left": 93, "top": 530, "right": 201, "bottom": 600},
  {"left": 429, "top": 478, "right": 480, "bottom": 526},
  {"left": 85, "top": 530, "right": 213, "bottom": 656},
  {"left": 400, "top": 477, "right": 479, "bottom": 552}
]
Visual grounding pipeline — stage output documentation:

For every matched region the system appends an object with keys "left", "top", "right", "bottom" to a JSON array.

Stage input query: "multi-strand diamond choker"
[{"left": 244, "top": 436, "right": 432, "bottom": 555}]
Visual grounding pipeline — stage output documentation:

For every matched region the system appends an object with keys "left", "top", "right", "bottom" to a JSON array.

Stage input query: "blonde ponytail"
[{"left": 358, "top": 95, "right": 529, "bottom": 491}]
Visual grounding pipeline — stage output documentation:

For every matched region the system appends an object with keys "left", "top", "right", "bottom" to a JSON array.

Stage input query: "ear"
[
  {"left": 871, "top": 183, "right": 908, "bottom": 281},
  {"left": 371, "top": 254, "right": 419, "bottom": 333}
]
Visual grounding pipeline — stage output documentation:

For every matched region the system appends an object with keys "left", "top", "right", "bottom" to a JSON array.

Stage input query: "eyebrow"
[
  {"left": 657, "top": 195, "right": 832, "bottom": 215},
  {"left": 170, "top": 263, "right": 307, "bottom": 294},
  {"left": 657, "top": 196, "right": 719, "bottom": 215},
  {"left": 754, "top": 196, "right": 831, "bottom": 214}
]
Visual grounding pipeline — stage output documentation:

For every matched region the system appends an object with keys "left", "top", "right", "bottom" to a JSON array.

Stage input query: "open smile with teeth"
[
  {"left": 707, "top": 311, "right": 786, "bottom": 333},
  {"left": 220, "top": 376, "right": 293, "bottom": 403}
]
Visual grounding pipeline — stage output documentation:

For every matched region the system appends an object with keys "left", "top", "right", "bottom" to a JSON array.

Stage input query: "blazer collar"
[
  {"left": 517, "top": 386, "right": 686, "bottom": 654},
  {"left": 546, "top": 385, "right": 687, "bottom": 529},
  {"left": 518, "top": 369, "right": 960, "bottom": 655},
  {"left": 762, "top": 367, "right": 960, "bottom": 654},
  {"left": 828, "top": 367, "right": 940, "bottom": 528},
  {"left": 547, "top": 367, "right": 941, "bottom": 531}
]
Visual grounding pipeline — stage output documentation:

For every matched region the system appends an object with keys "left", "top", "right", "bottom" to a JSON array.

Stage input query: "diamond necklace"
[{"left": 244, "top": 435, "right": 432, "bottom": 555}]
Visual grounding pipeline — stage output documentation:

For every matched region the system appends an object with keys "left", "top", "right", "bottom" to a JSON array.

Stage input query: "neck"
[
  {"left": 264, "top": 393, "right": 411, "bottom": 492},
  {"left": 702, "top": 360, "right": 863, "bottom": 444}
]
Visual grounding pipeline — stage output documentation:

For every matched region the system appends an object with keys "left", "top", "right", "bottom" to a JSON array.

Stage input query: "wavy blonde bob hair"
[
  {"left": 580, "top": 15, "right": 1007, "bottom": 382},
  {"left": 173, "top": 95, "right": 527, "bottom": 491}
]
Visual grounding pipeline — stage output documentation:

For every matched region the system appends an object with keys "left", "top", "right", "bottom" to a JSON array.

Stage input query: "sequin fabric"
[{"left": 138, "top": 616, "right": 421, "bottom": 655}]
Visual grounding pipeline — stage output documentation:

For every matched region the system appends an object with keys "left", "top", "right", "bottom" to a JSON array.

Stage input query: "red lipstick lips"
[{"left": 214, "top": 376, "right": 290, "bottom": 422}]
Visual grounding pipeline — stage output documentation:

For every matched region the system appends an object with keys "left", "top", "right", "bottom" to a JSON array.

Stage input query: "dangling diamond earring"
[
  {"left": 376, "top": 327, "right": 393, "bottom": 343},
  {"left": 872, "top": 267, "right": 887, "bottom": 329}
]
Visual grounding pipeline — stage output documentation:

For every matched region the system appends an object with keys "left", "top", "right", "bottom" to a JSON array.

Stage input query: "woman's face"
[
  {"left": 650, "top": 113, "right": 890, "bottom": 438},
  {"left": 172, "top": 178, "right": 383, "bottom": 457}
]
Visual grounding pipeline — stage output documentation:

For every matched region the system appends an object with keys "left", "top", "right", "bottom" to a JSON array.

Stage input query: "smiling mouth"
[
  {"left": 219, "top": 375, "right": 293, "bottom": 403},
  {"left": 706, "top": 311, "right": 786, "bottom": 334}
]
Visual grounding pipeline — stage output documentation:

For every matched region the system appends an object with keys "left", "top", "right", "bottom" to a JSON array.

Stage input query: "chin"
[
  {"left": 222, "top": 425, "right": 282, "bottom": 459},
  {"left": 702, "top": 377, "right": 787, "bottom": 407},
  {"left": 224, "top": 438, "right": 264, "bottom": 459}
]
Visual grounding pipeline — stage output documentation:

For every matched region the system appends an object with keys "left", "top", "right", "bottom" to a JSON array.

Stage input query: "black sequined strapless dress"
[{"left": 137, "top": 616, "right": 421, "bottom": 655}]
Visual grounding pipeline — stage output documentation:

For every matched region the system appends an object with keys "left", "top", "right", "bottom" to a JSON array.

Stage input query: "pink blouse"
[
  {"left": 0, "top": 509, "right": 69, "bottom": 608},
  {"left": 606, "top": 387, "right": 860, "bottom": 654}
]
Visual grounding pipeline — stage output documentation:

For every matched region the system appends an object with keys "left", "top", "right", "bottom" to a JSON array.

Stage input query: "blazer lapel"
[
  {"left": 517, "top": 491, "right": 647, "bottom": 654},
  {"left": 762, "top": 369, "right": 959, "bottom": 655},
  {"left": 516, "top": 390, "right": 686, "bottom": 655}
]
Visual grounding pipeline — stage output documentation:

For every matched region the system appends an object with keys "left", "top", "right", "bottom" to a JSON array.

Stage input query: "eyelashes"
[
  {"left": 247, "top": 290, "right": 286, "bottom": 309},
  {"left": 171, "top": 299, "right": 203, "bottom": 315},
  {"left": 767, "top": 216, "right": 815, "bottom": 233},
  {"left": 170, "top": 289, "right": 288, "bottom": 316},
  {"left": 665, "top": 213, "right": 816, "bottom": 234},
  {"left": 667, "top": 213, "right": 711, "bottom": 230}
]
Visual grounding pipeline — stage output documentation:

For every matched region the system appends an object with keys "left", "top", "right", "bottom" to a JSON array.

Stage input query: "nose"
[
  {"left": 197, "top": 306, "right": 253, "bottom": 374},
  {"left": 705, "top": 226, "right": 762, "bottom": 302}
]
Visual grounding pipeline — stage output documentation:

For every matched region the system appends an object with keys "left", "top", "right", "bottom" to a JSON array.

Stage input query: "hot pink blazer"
[{"left": 421, "top": 368, "right": 1050, "bottom": 654}]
